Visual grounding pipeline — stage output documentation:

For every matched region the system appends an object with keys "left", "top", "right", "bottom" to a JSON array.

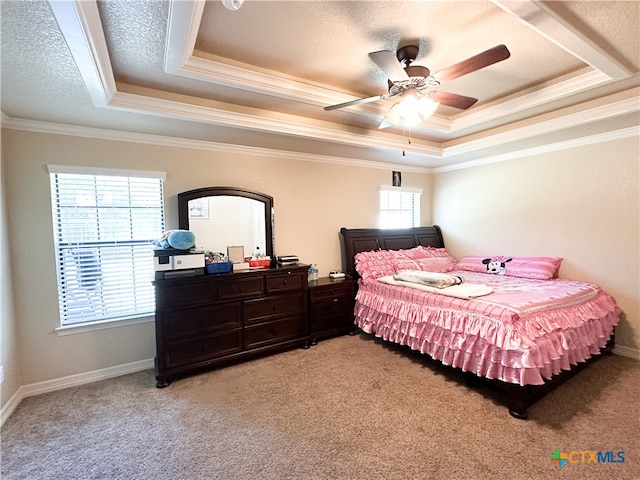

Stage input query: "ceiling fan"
[{"left": 324, "top": 44, "right": 510, "bottom": 128}]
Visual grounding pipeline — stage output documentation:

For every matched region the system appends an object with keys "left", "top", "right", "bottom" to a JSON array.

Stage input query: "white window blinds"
[
  {"left": 48, "top": 166, "right": 165, "bottom": 326},
  {"left": 379, "top": 186, "right": 421, "bottom": 229}
]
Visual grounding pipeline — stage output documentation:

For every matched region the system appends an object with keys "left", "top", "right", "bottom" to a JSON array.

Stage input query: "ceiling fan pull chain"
[{"left": 401, "top": 126, "right": 413, "bottom": 157}]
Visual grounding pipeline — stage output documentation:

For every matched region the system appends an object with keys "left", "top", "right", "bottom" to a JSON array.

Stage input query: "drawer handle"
[{"left": 332, "top": 298, "right": 339, "bottom": 302}]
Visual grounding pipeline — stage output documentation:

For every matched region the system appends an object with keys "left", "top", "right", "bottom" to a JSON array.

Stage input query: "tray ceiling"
[{"left": 1, "top": 0, "right": 638, "bottom": 170}]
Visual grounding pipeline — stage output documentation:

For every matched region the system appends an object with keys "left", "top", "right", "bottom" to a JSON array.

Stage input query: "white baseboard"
[
  {"left": 613, "top": 345, "right": 640, "bottom": 360},
  {"left": 1, "top": 387, "right": 24, "bottom": 426},
  {"left": 1, "top": 358, "right": 154, "bottom": 427}
]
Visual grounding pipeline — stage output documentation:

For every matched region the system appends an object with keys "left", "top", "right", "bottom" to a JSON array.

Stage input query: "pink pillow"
[
  {"left": 355, "top": 247, "right": 458, "bottom": 280},
  {"left": 355, "top": 250, "right": 393, "bottom": 280},
  {"left": 455, "top": 255, "right": 562, "bottom": 279},
  {"left": 420, "top": 246, "right": 457, "bottom": 259},
  {"left": 394, "top": 256, "right": 456, "bottom": 273},
  {"left": 388, "top": 246, "right": 430, "bottom": 260}
]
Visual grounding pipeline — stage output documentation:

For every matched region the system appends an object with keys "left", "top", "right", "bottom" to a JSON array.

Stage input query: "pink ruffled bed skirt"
[{"left": 355, "top": 286, "right": 620, "bottom": 386}]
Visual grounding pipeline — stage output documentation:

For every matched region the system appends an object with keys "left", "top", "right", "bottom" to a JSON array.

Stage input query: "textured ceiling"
[{"left": 1, "top": 0, "right": 639, "bottom": 170}]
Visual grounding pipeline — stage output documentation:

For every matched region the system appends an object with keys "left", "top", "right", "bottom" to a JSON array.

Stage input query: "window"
[
  {"left": 48, "top": 165, "right": 165, "bottom": 327},
  {"left": 379, "top": 186, "right": 421, "bottom": 228}
]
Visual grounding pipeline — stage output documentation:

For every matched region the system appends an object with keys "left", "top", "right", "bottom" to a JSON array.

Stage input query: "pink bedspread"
[{"left": 355, "top": 271, "right": 621, "bottom": 385}]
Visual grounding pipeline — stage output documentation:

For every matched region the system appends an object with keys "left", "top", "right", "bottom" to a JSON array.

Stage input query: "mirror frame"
[{"left": 178, "top": 187, "right": 274, "bottom": 259}]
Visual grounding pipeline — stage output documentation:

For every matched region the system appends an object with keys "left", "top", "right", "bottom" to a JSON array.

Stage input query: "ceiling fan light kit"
[
  {"left": 324, "top": 44, "right": 511, "bottom": 128},
  {"left": 221, "top": 0, "right": 244, "bottom": 11},
  {"left": 386, "top": 95, "right": 440, "bottom": 128}
]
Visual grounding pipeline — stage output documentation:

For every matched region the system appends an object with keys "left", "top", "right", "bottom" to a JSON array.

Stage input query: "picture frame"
[
  {"left": 188, "top": 198, "right": 210, "bottom": 218},
  {"left": 392, "top": 171, "right": 402, "bottom": 187},
  {"left": 227, "top": 245, "right": 245, "bottom": 263}
]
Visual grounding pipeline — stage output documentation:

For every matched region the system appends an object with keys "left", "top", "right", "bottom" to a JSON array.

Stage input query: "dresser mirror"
[{"left": 178, "top": 187, "right": 274, "bottom": 259}]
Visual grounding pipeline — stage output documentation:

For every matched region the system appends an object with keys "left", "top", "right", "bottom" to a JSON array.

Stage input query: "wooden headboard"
[{"left": 340, "top": 226, "right": 445, "bottom": 279}]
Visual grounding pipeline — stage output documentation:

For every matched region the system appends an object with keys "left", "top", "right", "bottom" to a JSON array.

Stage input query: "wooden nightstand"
[{"left": 308, "top": 277, "right": 357, "bottom": 344}]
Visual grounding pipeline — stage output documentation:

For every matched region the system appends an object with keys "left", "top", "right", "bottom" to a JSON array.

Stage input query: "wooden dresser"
[{"left": 153, "top": 264, "right": 309, "bottom": 387}]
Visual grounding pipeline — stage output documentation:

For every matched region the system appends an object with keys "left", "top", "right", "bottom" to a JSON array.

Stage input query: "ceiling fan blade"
[
  {"left": 434, "top": 44, "right": 510, "bottom": 83},
  {"left": 324, "top": 94, "right": 389, "bottom": 111},
  {"left": 368, "top": 50, "right": 409, "bottom": 82},
  {"left": 378, "top": 118, "right": 394, "bottom": 129},
  {"left": 430, "top": 91, "right": 478, "bottom": 110}
]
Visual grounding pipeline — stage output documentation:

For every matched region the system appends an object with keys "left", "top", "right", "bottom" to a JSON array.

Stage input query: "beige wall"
[
  {"left": 1, "top": 129, "right": 431, "bottom": 387},
  {"left": 1, "top": 128, "right": 22, "bottom": 412},
  {"left": 433, "top": 135, "right": 640, "bottom": 353},
  {"left": 2, "top": 126, "right": 637, "bottom": 402}
]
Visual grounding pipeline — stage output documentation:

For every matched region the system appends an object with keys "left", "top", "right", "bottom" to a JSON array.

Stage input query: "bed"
[{"left": 340, "top": 226, "right": 621, "bottom": 419}]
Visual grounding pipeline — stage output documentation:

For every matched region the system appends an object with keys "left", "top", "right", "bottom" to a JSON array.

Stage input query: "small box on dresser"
[{"left": 308, "top": 276, "right": 357, "bottom": 344}]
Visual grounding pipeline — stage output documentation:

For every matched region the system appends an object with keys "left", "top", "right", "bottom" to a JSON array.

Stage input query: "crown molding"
[
  {"left": 106, "top": 86, "right": 639, "bottom": 161},
  {"left": 443, "top": 92, "right": 640, "bottom": 156},
  {"left": 0, "top": 115, "right": 433, "bottom": 174},
  {"left": 450, "top": 68, "right": 609, "bottom": 130},
  {"left": 435, "top": 126, "right": 639, "bottom": 173},
  {"left": 108, "top": 90, "right": 444, "bottom": 158},
  {"left": 4, "top": 111, "right": 636, "bottom": 176}
]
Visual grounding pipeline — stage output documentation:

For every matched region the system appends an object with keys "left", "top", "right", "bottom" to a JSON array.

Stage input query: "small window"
[
  {"left": 379, "top": 186, "right": 421, "bottom": 229},
  {"left": 48, "top": 165, "right": 165, "bottom": 327}
]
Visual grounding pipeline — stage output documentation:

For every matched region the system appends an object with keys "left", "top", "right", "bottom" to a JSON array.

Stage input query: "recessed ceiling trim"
[
  {"left": 491, "top": 0, "right": 631, "bottom": 79},
  {"left": 48, "top": 0, "right": 638, "bottom": 167},
  {"left": 48, "top": 0, "right": 115, "bottom": 106},
  {"left": 435, "top": 126, "right": 639, "bottom": 173},
  {"left": 166, "top": 2, "right": 349, "bottom": 107},
  {"left": 107, "top": 91, "right": 445, "bottom": 158},
  {"left": 183, "top": 55, "right": 343, "bottom": 107},
  {"left": 450, "top": 68, "right": 609, "bottom": 130},
  {"left": 164, "top": 0, "right": 207, "bottom": 74},
  {"left": 167, "top": 0, "right": 626, "bottom": 135},
  {"left": 443, "top": 92, "right": 639, "bottom": 156}
]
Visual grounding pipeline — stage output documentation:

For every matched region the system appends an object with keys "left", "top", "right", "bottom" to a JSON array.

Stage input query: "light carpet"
[{"left": 1, "top": 334, "right": 638, "bottom": 480}]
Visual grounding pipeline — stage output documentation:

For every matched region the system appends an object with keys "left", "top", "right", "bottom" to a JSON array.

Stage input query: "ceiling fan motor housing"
[
  {"left": 396, "top": 45, "right": 420, "bottom": 65},
  {"left": 388, "top": 45, "right": 432, "bottom": 93}
]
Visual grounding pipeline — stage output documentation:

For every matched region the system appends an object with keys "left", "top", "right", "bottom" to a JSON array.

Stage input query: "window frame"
[
  {"left": 378, "top": 185, "right": 422, "bottom": 229},
  {"left": 47, "top": 165, "right": 166, "bottom": 334}
]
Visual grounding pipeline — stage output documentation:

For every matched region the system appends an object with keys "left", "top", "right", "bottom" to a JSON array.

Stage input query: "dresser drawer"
[
  {"left": 157, "top": 281, "right": 216, "bottom": 309},
  {"left": 161, "top": 302, "right": 242, "bottom": 341},
  {"left": 311, "top": 311, "right": 354, "bottom": 334},
  {"left": 244, "top": 315, "right": 305, "bottom": 349},
  {"left": 218, "top": 276, "right": 264, "bottom": 300},
  {"left": 164, "top": 330, "right": 242, "bottom": 368},
  {"left": 312, "top": 297, "right": 353, "bottom": 318},
  {"left": 266, "top": 272, "right": 305, "bottom": 293},
  {"left": 310, "top": 284, "right": 354, "bottom": 302},
  {"left": 244, "top": 293, "right": 304, "bottom": 324}
]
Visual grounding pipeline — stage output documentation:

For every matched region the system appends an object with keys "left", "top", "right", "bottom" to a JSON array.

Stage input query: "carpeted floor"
[{"left": 1, "top": 334, "right": 639, "bottom": 480}]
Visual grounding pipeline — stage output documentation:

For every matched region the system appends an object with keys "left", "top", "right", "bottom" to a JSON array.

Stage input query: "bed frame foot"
[
  {"left": 156, "top": 378, "right": 170, "bottom": 388},
  {"left": 509, "top": 408, "right": 528, "bottom": 420}
]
